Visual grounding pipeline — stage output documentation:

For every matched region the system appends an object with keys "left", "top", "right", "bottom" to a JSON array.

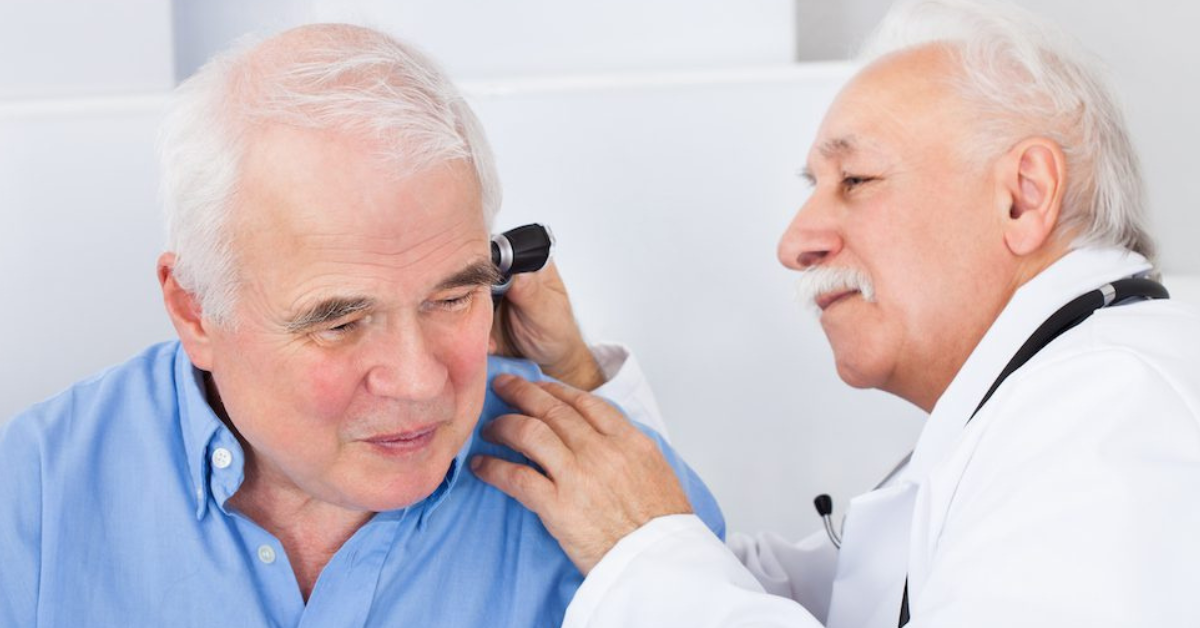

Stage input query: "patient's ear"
[
  {"left": 996, "top": 137, "right": 1067, "bottom": 256},
  {"left": 158, "top": 252, "right": 215, "bottom": 371}
]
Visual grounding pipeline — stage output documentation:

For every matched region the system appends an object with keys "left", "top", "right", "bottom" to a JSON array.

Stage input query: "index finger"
[
  {"left": 534, "top": 380, "right": 631, "bottom": 436},
  {"left": 493, "top": 374, "right": 598, "bottom": 448},
  {"left": 497, "top": 374, "right": 629, "bottom": 437}
]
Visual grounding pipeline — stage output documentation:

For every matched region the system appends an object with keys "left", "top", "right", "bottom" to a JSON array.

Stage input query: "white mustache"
[{"left": 794, "top": 266, "right": 876, "bottom": 311}]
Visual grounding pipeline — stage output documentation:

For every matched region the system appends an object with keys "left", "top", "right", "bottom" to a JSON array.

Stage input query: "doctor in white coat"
[{"left": 472, "top": 0, "right": 1200, "bottom": 626}]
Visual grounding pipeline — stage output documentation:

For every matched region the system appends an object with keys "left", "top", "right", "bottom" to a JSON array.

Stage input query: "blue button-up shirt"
[{"left": 0, "top": 341, "right": 724, "bottom": 627}]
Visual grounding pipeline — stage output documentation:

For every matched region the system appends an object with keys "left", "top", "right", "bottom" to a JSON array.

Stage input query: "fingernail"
[
  {"left": 469, "top": 456, "right": 482, "bottom": 471},
  {"left": 493, "top": 374, "right": 516, "bottom": 388}
]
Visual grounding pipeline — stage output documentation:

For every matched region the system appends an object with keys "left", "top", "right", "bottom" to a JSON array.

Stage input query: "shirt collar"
[
  {"left": 414, "top": 426, "right": 476, "bottom": 528},
  {"left": 173, "top": 343, "right": 234, "bottom": 520},
  {"left": 905, "top": 246, "right": 1153, "bottom": 480}
]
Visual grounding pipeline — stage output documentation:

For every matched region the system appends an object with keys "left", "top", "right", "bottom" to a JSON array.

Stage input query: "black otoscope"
[{"left": 490, "top": 223, "right": 555, "bottom": 305}]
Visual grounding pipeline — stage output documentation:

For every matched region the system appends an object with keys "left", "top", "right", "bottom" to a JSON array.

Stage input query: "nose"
[
  {"left": 777, "top": 196, "right": 843, "bottom": 270},
  {"left": 366, "top": 322, "right": 448, "bottom": 402}
]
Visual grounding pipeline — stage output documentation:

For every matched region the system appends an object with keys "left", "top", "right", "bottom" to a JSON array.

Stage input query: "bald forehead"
[
  {"left": 845, "top": 45, "right": 966, "bottom": 117},
  {"left": 813, "top": 45, "right": 971, "bottom": 151},
  {"left": 859, "top": 44, "right": 960, "bottom": 87}
]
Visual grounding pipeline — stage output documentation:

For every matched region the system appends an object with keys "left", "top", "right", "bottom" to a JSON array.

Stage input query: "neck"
[
  {"left": 228, "top": 452, "right": 374, "bottom": 603},
  {"left": 901, "top": 243, "right": 1072, "bottom": 413},
  {"left": 204, "top": 373, "right": 371, "bottom": 602}
]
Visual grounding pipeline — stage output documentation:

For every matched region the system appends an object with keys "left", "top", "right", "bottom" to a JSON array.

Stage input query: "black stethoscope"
[{"left": 806, "top": 276, "right": 1170, "bottom": 626}]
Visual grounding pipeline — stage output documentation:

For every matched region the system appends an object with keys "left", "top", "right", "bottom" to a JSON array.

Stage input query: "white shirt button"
[
  {"left": 212, "top": 447, "right": 233, "bottom": 470},
  {"left": 257, "top": 544, "right": 276, "bottom": 564}
]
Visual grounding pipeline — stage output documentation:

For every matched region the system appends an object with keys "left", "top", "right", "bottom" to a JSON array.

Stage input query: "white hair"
[
  {"left": 158, "top": 24, "right": 501, "bottom": 325},
  {"left": 860, "top": 0, "right": 1155, "bottom": 261}
]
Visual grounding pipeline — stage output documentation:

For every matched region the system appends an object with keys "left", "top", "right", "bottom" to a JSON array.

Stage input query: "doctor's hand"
[
  {"left": 471, "top": 374, "right": 693, "bottom": 575},
  {"left": 490, "top": 261, "right": 605, "bottom": 391}
]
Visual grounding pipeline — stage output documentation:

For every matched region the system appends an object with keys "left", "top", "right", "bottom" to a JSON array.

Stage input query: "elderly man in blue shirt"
[{"left": 0, "top": 24, "right": 723, "bottom": 627}]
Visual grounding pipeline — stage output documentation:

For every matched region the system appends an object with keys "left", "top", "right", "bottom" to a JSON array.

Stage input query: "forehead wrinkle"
[{"left": 290, "top": 205, "right": 485, "bottom": 257}]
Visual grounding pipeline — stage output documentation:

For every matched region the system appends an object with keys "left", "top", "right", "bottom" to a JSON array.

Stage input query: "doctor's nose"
[
  {"left": 777, "top": 199, "right": 843, "bottom": 271},
  {"left": 366, "top": 327, "right": 447, "bottom": 402}
]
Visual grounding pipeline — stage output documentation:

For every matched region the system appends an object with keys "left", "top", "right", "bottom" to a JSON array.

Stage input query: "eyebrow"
[
  {"left": 435, "top": 258, "right": 503, "bottom": 292},
  {"left": 799, "top": 167, "right": 817, "bottom": 187},
  {"left": 818, "top": 136, "right": 859, "bottom": 159},
  {"left": 283, "top": 259, "right": 503, "bottom": 333},
  {"left": 284, "top": 296, "right": 376, "bottom": 333},
  {"left": 800, "top": 135, "right": 862, "bottom": 186}
]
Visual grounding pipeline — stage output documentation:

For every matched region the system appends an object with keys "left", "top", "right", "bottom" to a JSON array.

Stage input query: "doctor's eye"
[{"left": 841, "top": 174, "right": 877, "bottom": 191}]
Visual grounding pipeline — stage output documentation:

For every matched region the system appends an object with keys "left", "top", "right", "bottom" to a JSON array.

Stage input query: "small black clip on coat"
[
  {"left": 491, "top": 223, "right": 555, "bottom": 305},
  {"left": 814, "top": 494, "right": 842, "bottom": 549}
]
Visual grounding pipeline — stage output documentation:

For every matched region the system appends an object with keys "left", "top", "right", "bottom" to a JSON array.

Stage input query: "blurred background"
[{"left": 2, "top": 0, "right": 1198, "bottom": 539}]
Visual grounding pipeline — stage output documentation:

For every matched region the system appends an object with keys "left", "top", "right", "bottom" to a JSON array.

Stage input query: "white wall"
[
  {"left": 171, "top": 0, "right": 795, "bottom": 80},
  {"left": 0, "top": 0, "right": 178, "bottom": 418},
  {"left": 0, "top": 0, "right": 173, "bottom": 99},
  {"left": 0, "top": 97, "right": 175, "bottom": 417}
]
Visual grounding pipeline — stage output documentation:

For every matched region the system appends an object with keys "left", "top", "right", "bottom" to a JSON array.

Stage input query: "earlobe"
[
  {"left": 1001, "top": 138, "right": 1067, "bottom": 257},
  {"left": 157, "top": 252, "right": 215, "bottom": 370}
]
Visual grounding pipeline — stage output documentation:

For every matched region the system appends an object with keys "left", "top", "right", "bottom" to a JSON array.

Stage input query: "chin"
[
  {"left": 825, "top": 319, "right": 897, "bottom": 392},
  {"left": 342, "top": 456, "right": 459, "bottom": 513},
  {"left": 832, "top": 349, "right": 893, "bottom": 391},
  {"left": 836, "top": 364, "right": 876, "bottom": 390},
  {"left": 351, "top": 473, "right": 448, "bottom": 512}
]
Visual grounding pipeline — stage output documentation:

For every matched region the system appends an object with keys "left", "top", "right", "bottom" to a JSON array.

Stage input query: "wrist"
[{"left": 545, "top": 346, "right": 606, "bottom": 391}]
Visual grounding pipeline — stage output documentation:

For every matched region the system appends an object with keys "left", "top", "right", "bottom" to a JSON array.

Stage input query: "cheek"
[
  {"left": 444, "top": 304, "right": 494, "bottom": 392},
  {"left": 305, "top": 357, "right": 362, "bottom": 421}
]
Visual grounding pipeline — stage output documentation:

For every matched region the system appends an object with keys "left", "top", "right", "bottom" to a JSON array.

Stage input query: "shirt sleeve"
[
  {"left": 727, "top": 529, "right": 839, "bottom": 623},
  {"left": 564, "top": 515, "right": 824, "bottom": 628},
  {"left": 0, "top": 412, "right": 44, "bottom": 625},
  {"left": 911, "top": 348, "right": 1200, "bottom": 627}
]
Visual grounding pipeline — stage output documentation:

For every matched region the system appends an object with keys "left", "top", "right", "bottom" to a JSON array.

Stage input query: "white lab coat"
[{"left": 567, "top": 247, "right": 1200, "bottom": 628}]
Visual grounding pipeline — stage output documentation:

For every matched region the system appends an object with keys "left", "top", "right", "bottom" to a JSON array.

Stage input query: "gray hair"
[
  {"left": 860, "top": 0, "right": 1155, "bottom": 261},
  {"left": 158, "top": 24, "right": 501, "bottom": 325}
]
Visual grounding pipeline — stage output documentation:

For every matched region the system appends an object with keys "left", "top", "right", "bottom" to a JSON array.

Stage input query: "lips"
[
  {"left": 816, "top": 290, "right": 859, "bottom": 311},
  {"left": 362, "top": 423, "right": 441, "bottom": 454}
]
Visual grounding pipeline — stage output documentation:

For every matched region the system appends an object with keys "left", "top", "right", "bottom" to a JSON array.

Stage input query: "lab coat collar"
[{"left": 905, "top": 246, "right": 1152, "bottom": 482}]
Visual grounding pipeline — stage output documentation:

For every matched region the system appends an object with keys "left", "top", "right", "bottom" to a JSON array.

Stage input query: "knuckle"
[
  {"left": 543, "top": 400, "right": 578, "bottom": 424},
  {"left": 511, "top": 467, "right": 549, "bottom": 502},
  {"left": 630, "top": 431, "right": 660, "bottom": 455},
  {"left": 513, "top": 416, "right": 553, "bottom": 446},
  {"left": 575, "top": 393, "right": 610, "bottom": 415},
  {"left": 509, "top": 466, "right": 535, "bottom": 491}
]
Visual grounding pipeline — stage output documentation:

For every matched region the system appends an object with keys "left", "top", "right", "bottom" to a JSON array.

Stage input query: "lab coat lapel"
[
  {"left": 826, "top": 482, "right": 916, "bottom": 628},
  {"left": 904, "top": 248, "right": 1153, "bottom": 604}
]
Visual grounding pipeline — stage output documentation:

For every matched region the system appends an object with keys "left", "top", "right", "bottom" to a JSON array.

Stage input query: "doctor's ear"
[
  {"left": 995, "top": 137, "right": 1067, "bottom": 257},
  {"left": 157, "top": 252, "right": 215, "bottom": 371}
]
